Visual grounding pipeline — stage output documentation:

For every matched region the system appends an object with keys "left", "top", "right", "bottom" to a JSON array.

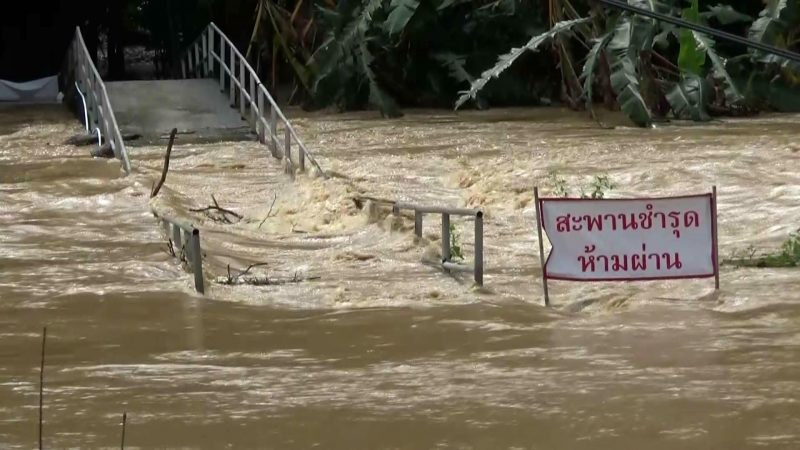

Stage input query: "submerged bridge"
[{"left": 64, "top": 23, "right": 323, "bottom": 176}]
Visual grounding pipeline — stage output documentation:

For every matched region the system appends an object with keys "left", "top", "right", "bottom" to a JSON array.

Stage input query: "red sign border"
[{"left": 538, "top": 193, "right": 718, "bottom": 282}]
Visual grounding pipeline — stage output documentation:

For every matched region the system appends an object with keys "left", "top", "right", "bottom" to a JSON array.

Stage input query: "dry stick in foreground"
[
  {"left": 120, "top": 412, "right": 127, "bottom": 450},
  {"left": 39, "top": 326, "right": 47, "bottom": 450},
  {"left": 151, "top": 128, "right": 178, "bottom": 198}
]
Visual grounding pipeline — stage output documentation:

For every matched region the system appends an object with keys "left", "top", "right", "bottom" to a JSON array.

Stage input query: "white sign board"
[{"left": 539, "top": 195, "right": 716, "bottom": 281}]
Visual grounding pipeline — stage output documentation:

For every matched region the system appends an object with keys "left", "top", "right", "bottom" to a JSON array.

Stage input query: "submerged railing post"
[
  {"left": 250, "top": 75, "right": 256, "bottom": 124},
  {"left": 172, "top": 224, "right": 182, "bottom": 250},
  {"left": 257, "top": 89, "right": 265, "bottom": 143},
  {"left": 474, "top": 211, "right": 483, "bottom": 286},
  {"left": 393, "top": 202, "right": 483, "bottom": 285},
  {"left": 190, "top": 229, "right": 205, "bottom": 294},
  {"left": 441, "top": 213, "right": 451, "bottom": 262},
  {"left": 206, "top": 28, "right": 213, "bottom": 77}
]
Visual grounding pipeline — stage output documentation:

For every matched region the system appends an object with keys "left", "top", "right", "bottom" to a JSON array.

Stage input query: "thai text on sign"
[{"left": 539, "top": 195, "right": 717, "bottom": 281}]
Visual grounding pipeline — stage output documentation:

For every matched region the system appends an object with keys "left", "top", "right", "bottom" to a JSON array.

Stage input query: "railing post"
[
  {"left": 239, "top": 58, "right": 246, "bottom": 118},
  {"left": 191, "top": 229, "right": 205, "bottom": 294},
  {"left": 257, "top": 89, "right": 265, "bottom": 143},
  {"left": 284, "top": 126, "right": 291, "bottom": 162},
  {"left": 250, "top": 74, "right": 256, "bottom": 124},
  {"left": 194, "top": 43, "right": 201, "bottom": 77},
  {"left": 187, "top": 52, "right": 193, "bottom": 78},
  {"left": 414, "top": 211, "right": 423, "bottom": 238},
  {"left": 172, "top": 223, "right": 182, "bottom": 251},
  {"left": 474, "top": 211, "right": 483, "bottom": 286},
  {"left": 441, "top": 213, "right": 451, "bottom": 262},
  {"left": 299, "top": 143, "right": 305, "bottom": 172},
  {"left": 206, "top": 27, "right": 213, "bottom": 77},
  {"left": 229, "top": 50, "right": 236, "bottom": 106},
  {"left": 202, "top": 32, "right": 208, "bottom": 77},
  {"left": 269, "top": 106, "right": 278, "bottom": 157},
  {"left": 219, "top": 35, "right": 225, "bottom": 91},
  {"left": 181, "top": 59, "right": 187, "bottom": 79}
]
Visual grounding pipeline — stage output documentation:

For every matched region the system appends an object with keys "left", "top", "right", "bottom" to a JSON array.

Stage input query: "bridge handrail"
[
  {"left": 179, "top": 22, "right": 326, "bottom": 177},
  {"left": 66, "top": 27, "right": 131, "bottom": 174}
]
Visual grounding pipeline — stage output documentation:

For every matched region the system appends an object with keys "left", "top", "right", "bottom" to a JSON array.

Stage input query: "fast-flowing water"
[{"left": 2, "top": 104, "right": 800, "bottom": 449}]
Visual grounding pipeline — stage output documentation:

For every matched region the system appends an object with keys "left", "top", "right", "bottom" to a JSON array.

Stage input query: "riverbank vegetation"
[
  {"left": 136, "top": 0, "right": 799, "bottom": 126},
  {"left": 20, "top": 0, "right": 799, "bottom": 126}
]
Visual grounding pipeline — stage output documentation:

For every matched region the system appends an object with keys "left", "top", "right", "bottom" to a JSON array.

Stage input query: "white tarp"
[
  {"left": 539, "top": 195, "right": 716, "bottom": 281},
  {"left": 0, "top": 75, "right": 60, "bottom": 102}
]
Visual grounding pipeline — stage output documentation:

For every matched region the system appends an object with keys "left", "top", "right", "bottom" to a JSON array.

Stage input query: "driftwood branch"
[
  {"left": 258, "top": 193, "right": 278, "bottom": 229},
  {"left": 218, "top": 264, "right": 319, "bottom": 286},
  {"left": 151, "top": 128, "right": 177, "bottom": 198},
  {"left": 190, "top": 195, "right": 243, "bottom": 224}
]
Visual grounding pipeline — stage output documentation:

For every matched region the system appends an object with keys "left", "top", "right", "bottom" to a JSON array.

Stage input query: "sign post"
[
  {"left": 535, "top": 189, "right": 720, "bottom": 306},
  {"left": 533, "top": 187, "right": 550, "bottom": 306}
]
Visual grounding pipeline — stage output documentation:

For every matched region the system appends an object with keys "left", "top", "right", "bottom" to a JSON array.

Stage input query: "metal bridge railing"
[
  {"left": 179, "top": 22, "right": 325, "bottom": 177},
  {"left": 65, "top": 27, "right": 131, "bottom": 174},
  {"left": 155, "top": 211, "right": 205, "bottom": 294},
  {"left": 392, "top": 202, "right": 485, "bottom": 286}
]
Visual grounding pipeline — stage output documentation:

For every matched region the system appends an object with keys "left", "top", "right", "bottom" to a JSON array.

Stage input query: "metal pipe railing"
[
  {"left": 66, "top": 27, "right": 132, "bottom": 174},
  {"left": 392, "top": 202, "right": 484, "bottom": 286},
  {"left": 179, "top": 23, "right": 326, "bottom": 178},
  {"left": 74, "top": 82, "right": 89, "bottom": 132},
  {"left": 154, "top": 212, "right": 205, "bottom": 294}
]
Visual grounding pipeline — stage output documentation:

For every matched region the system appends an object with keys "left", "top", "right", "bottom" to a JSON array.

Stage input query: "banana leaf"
[
  {"left": 454, "top": 17, "right": 590, "bottom": 110},
  {"left": 702, "top": 4, "right": 752, "bottom": 25},
  {"left": 691, "top": 31, "right": 744, "bottom": 105},
  {"left": 666, "top": 74, "right": 711, "bottom": 121},
  {"left": 581, "top": 30, "right": 614, "bottom": 118},
  {"left": 385, "top": 0, "right": 421, "bottom": 36},
  {"left": 607, "top": 18, "right": 653, "bottom": 127},
  {"left": 678, "top": 0, "right": 706, "bottom": 76}
]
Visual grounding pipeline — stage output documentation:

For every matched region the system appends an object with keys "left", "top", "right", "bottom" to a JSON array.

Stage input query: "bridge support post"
[
  {"left": 257, "top": 89, "right": 265, "bottom": 143},
  {"left": 284, "top": 126, "right": 291, "bottom": 162}
]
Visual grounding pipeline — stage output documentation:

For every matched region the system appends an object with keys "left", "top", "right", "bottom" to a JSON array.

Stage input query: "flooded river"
[{"left": 1, "top": 104, "right": 800, "bottom": 448}]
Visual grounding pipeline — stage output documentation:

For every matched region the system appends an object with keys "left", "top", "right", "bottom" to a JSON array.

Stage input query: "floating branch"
[
  {"left": 190, "top": 195, "right": 243, "bottom": 224},
  {"left": 217, "top": 264, "right": 319, "bottom": 286},
  {"left": 258, "top": 193, "right": 278, "bottom": 229},
  {"left": 151, "top": 128, "right": 178, "bottom": 198}
]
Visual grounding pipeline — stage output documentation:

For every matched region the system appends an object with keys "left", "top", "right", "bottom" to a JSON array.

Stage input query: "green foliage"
[
  {"left": 666, "top": 73, "right": 711, "bottom": 120},
  {"left": 607, "top": 18, "right": 654, "bottom": 127},
  {"left": 454, "top": 17, "right": 590, "bottom": 110},
  {"left": 690, "top": 30, "right": 744, "bottom": 106},
  {"left": 546, "top": 172, "right": 615, "bottom": 199},
  {"left": 678, "top": 0, "right": 706, "bottom": 76},
  {"left": 726, "top": 229, "right": 800, "bottom": 268},
  {"left": 702, "top": 4, "right": 753, "bottom": 25},
  {"left": 581, "top": 30, "right": 614, "bottom": 118},
  {"left": 584, "top": 175, "right": 616, "bottom": 199},
  {"left": 547, "top": 171, "right": 570, "bottom": 197},
  {"left": 449, "top": 223, "right": 464, "bottom": 261}
]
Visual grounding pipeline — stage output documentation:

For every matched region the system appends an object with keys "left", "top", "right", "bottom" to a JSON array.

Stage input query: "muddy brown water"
[{"left": 1, "top": 104, "right": 800, "bottom": 449}]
